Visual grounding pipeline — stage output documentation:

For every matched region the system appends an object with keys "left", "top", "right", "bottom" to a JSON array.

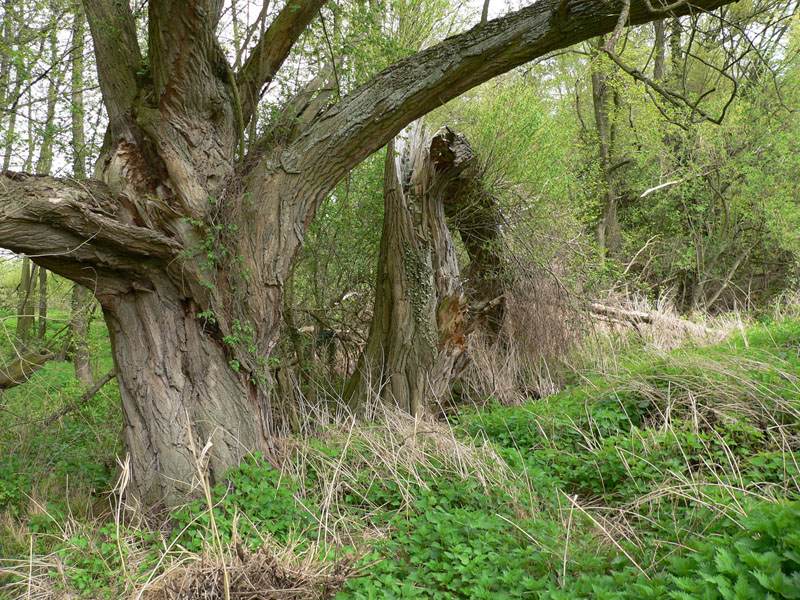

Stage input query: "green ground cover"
[{"left": 0, "top": 318, "right": 798, "bottom": 599}]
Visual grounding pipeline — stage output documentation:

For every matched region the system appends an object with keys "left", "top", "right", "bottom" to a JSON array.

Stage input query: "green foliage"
[
  {"left": 171, "top": 454, "right": 317, "bottom": 553},
  {"left": 667, "top": 503, "right": 800, "bottom": 600},
  {"left": 340, "top": 468, "right": 560, "bottom": 600},
  {"left": 0, "top": 456, "right": 31, "bottom": 515}
]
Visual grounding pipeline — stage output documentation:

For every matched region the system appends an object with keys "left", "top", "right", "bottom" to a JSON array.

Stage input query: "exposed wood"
[
  {"left": 345, "top": 127, "right": 469, "bottom": 414},
  {"left": 639, "top": 179, "right": 684, "bottom": 198},
  {"left": 434, "top": 128, "right": 507, "bottom": 332},
  {"left": 589, "top": 302, "right": 716, "bottom": 335}
]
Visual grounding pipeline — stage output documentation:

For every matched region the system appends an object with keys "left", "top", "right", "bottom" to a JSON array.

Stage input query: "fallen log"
[
  {"left": 590, "top": 303, "right": 654, "bottom": 324},
  {"left": 589, "top": 302, "right": 716, "bottom": 336}
]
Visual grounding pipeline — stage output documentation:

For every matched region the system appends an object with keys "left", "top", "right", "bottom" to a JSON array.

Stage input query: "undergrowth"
[{"left": 0, "top": 317, "right": 798, "bottom": 598}]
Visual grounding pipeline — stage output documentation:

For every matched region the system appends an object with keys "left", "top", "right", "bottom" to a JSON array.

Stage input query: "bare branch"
[
  {"left": 642, "top": 0, "right": 689, "bottom": 15},
  {"left": 603, "top": 46, "right": 735, "bottom": 125},
  {"left": 42, "top": 370, "right": 116, "bottom": 427},
  {"left": 605, "top": 0, "right": 632, "bottom": 51},
  {"left": 0, "top": 351, "right": 56, "bottom": 391},
  {"left": 639, "top": 179, "right": 684, "bottom": 197},
  {"left": 82, "top": 0, "right": 142, "bottom": 143},
  {"left": 236, "top": 0, "right": 328, "bottom": 127}
]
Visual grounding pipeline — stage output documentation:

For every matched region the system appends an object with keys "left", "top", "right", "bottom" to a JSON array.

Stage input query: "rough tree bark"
[
  {"left": 344, "top": 126, "right": 470, "bottom": 415},
  {"left": 0, "top": 350, "right": 55, "bottom": 390},
  {"left": 71, "top": 284, "right": 93, "bottom": 386},
  {"left": 0, "top": 0, "right": 737, "bottom": 506},
  {"left": 592, "top": 37, "right": 624, "bottom": 259},
  {"left": 15, "top": 256, "right": 36, "bottom": 348},
  {"left": 653, "top": 20, "right": 666, "bottom": 81}
]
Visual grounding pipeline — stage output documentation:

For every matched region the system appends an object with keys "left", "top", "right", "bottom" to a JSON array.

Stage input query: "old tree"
[{"left": 0, "top": 0, "right": 735, "bottom": 506}]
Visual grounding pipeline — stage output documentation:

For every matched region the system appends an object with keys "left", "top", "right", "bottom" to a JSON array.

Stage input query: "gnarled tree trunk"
[
  {"left": 345, "top": 126, "right": 508, "bottom": 414},
  {"left": 0, "top": 0, "right": 736, "bottom": 506},
  {"left": 434, "top": 130, "right": 507, "bottom": 333},
  {"left": 344, "top": 128, "right": 469, "bottom": 414}
]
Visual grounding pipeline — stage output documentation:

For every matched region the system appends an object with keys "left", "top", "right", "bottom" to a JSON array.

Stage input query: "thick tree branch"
[
  {"left": 148, "top": 0, "right": 225, "bottom": 110},
  {"left": 236, "top": 0, "right": 328, "bottom": 127},
  {"left": 282, "top": 0, "right": 736, "bottom": 192},
  {"left": 0, "top": 173, "right": 182, "bottom": 291},
  {"left": 0, "top": 351, "right": 56, "bottom": 391},
  {"left": 82, "top": 0, "right": 142, "bottom": 143}
]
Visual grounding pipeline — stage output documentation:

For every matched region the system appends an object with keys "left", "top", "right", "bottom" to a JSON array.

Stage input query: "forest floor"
[{"left": 0, "top": 312, "right": 799, "bottom": 599}]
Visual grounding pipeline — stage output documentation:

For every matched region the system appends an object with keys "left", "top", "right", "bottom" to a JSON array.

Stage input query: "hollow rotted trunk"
[
  {"left": 345, "top": 128, "right": 470, "bottom": 414},
  {"left": 434, "top": 130, "right": 507, "bottom": 333}
]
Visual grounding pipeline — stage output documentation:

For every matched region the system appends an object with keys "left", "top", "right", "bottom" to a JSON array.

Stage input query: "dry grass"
[
  {"left": 0, "top": 405, "right": 521, "bottom": 600},
  {"left": 590, "top": 293, "right": 730, "bottom": 348},
  {"left": 275, "top": 405, "right": 519, "bottom": 547},
  {"left": 460, "top": 274, "right": 582, "bottom": 404},
  {"left": 460, "top": 285, "right": 739, "bottom": 408},
  {"left": 138, "top": 543, "right": 354, "bottom": 600},
  {"left": 602, "top": 350, "right": 800, "bottom": 448}
]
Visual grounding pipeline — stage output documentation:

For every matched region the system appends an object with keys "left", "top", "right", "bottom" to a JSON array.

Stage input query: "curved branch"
[
  {"left": 281, "top": 0, "right": 736, "bottom": 194},
  {"left": 236, "top": 0, "right": 328, "bottom": 127},
  {"left": 83, "top": 0, "right": 142, "bottom": 143},
  {"left": 0, "top": 173, "right": 182, "bottom": 291}
]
